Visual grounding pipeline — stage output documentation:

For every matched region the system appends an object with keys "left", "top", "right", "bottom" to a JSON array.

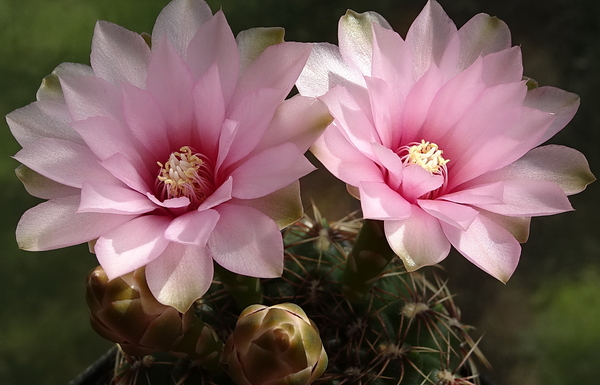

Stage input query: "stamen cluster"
[
  {"left": 399, "top": 140, "right": 449, "bottom": 175},
  {"left": 157, "top": 146, "right": 214, "bottom": 206}
]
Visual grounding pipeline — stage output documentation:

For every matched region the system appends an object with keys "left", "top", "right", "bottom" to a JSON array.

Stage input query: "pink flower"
[
  {"left": 9, "top": 0, "right": 331, "bottom": 312},
  {"left": 296, "top": 0, "right": 595, "bottom": 282}
]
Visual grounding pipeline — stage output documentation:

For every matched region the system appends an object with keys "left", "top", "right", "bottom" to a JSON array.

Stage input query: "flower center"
[
  {"left": 156, "top": 146, "right": 214, "bottom": 205},
  {"left": 399, "top": 140, "right": 449, "bottom": 175}
]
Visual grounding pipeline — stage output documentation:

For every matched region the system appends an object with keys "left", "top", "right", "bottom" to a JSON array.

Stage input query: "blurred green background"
[{"left": 0, "top": 0, "right": 598, "bottom": 384}]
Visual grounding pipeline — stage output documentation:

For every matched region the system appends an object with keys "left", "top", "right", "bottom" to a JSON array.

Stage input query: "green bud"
[
  {"left": 86, "top": 265, "right": 223, "bottom": 366},
  {"left": 224, "top": 303, "right": 328, "bottom": 385}
]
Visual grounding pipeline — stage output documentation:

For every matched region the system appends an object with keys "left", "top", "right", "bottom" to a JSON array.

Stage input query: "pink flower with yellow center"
[
  {"left": 296, "top": 0, "right": 595, "bottom": 281},
  {"left": 9, "top": 0, "right": 331, "bottom": 312}
]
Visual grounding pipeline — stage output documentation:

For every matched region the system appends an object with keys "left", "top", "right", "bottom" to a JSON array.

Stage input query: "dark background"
[{"left": 1, "top": 1, "right": 598, "bottom": 384}]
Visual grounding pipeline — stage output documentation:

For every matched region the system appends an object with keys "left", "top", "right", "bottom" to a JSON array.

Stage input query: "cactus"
[{"left": 82, "top": 208, "right": 488, "bottom": 385}]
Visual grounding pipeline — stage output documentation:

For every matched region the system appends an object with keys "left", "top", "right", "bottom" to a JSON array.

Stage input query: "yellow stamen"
[
  {"left": 400, "top": 140, "right": 449, "bottom": 174},
  {"left": 156, "top": 146, "right": 213, "bottom": 205}
]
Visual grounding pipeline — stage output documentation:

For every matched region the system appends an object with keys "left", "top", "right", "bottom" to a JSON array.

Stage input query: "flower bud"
[
  {"left": 86, "top": 266, "right": 220, "bottom": 361},
  {"left": 224, "top": 303, "right": 328, "bottom": 385}
]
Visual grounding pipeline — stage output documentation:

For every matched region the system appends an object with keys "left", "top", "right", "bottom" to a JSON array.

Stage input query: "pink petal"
[
  {"left": 59, "top": 75, "right": 123, "bottom": 121},
  {"left": 317, "top": 80, "right": 366, "bottom": 115},
  {"left": 371, "top": 142, "right": 403, "bottom": 190},
  {"left": 320, "top": 86, "right": 378, "bottom": 157},
  {"left": 478, "top": 209, "right": 531, "bottom": 243},
  {"left": 14, "top": 138, "right": 116, "bottom": 188},
  {"left": 471, "top": 145, "right": 595, "bottom": 195},
  {"left": 229, "top": 142, "right": 315, "bottom": 200},
  {"left": 347, "top": 184, "right": 360, "bottom": 199},
  {"left": 371, "top": 22, "right": 408, "bottom": 83},
  {"left": 7, "top": 100, "right": 82, "bottom": 147},
  {"left": 474, "top": 179, "right": 573, "bottom": 216},
  {"left": 79, "top": 180, "right": 157, "bottom": 214},
  {"left": 437, "top": 30, "right": 461, "bottom": 79},
  {"left": 16, "top": 195, "right": 135, "bottom": 251},
  {"left": 192, "top": 64, "right": 225, "bottom": 158},
  {"left": 524, "top": 86, "right": 580, "bottom": 144},
  {"left": 296, "top": 42, "right": 366, "bottom": 98},
  {"left": 220, "top": 88, "right": 285, "bottom": 169},
  {"left": 371, "top": 23, "right": 412, "bottom": 145},
  {"left": 198, "top": 176, "right": 233, "bottom": 211},
  {"left": 151, "top": 0, "right": 213, "bottom": 59},
  {"left": 447, "top": 136, "right": 520, "bottom": 190},
  {"left": 70, "top": 116, "right": 152, "bottom": 169},
  {"left": 231, "top": 181, "right": 303, "bottom": 230},
  {"left": 95, "top": 215, "right": 171, "bottom": 279},
  {"left": 146, "top": 243, "right": 214, "bottom": 312},
  {"left": 164, "top": 209, "right": 220, "bottom": 245},
  {"left": 441, "top": 182, "right": 504, "bottom": 205},
  {"left": 36, "top": 63, "right": 93, "bottom": 102},
  {"left": 400, "top": 164, "right": 444, "bottom": 202},
  {"left": 443, "top": 80, "right": 526, "bottom": 157},
  {"left": 146, "top": 194, "right": 190, "bottom": 209},
  {"left": 251, "top": 95, "right": 332, "bottom": 156},
  {"left": 311, "top": 124, "right": 383, "bottom": 186},
  {"left": 421, "top": 57, "right": 486, "bottom": 141},
  {"left": 481, "top": 46, "right": 523, "bottom": 86},
  {"left": 495, "top": 106, "right": 553, "bottom": 162},
  {"left": 100, "top": 152, "right": 153, "bottom": 194},
  {"left": 384, "top": 205, "right": 451, "bottom": 270},
  {"left": 209, "top": 203, "right": 283, "bottom": 278},
  {"left": 91, "top": 20, "right": 151, "bottom": 88},
  {"left": 121, "top": 83, "right": 172, "bottom": 158},
  {"left": 405, "top": 0, "right": 458, "bottom": 78},
  {"left": 442, "top": 82, "right": 529, "bottom": 186},
  {"left": 215, "top": 119, "right": 238, "bottom": 172},
  {"left": 364, "top": 76, "right": 393, "bottom": 147},
  {"left": 236, "top": 27, "right": 285, "bottom": 74},
  {"left": 186, "top": 10, "right": 239, "bottom": 102},
  {"left": 146, "top": 37, "right": 195, "bottom": 146},
  {"left": 50, "top": 62, "right": 94, "bottom": 78},
  {"left": 338, "top": 10, "right": 391, "bottom": 76},
  {"left": 442, "top": 214, "right": 520, "bottom": 283},
  {"left": 400, "top": 63, "right": 445, "bottom": 144},
  {"left": 447, "top": 106, "right": 555, "bottom": 189},
  {"left": 456, "top": 13, "right": 511, "bottom": 71},
  {"left": 417, "top": 199, "right": 478, "bottom": 230},
  {"left": 15, "top": 165, "right": 79, "bottom": 199},
  {"left": 359, "top": 181, "right": 412, "bottom": 220},
  {"left": 233, "top": 41, "right": 311, "bottom": 106}
]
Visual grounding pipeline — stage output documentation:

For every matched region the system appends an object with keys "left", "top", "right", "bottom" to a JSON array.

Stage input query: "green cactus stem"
[
  {"left": 214, "top": 262, "right": 263, "bottom": 310},
  {"left": 342, "top": 219, "right": 397, "bottom": 298},
  {"left": 170, "top": 316, "right": 224, "bottom": 371},
  {"left": 82, "top": 211, "right": 488, "bottom": 385}
]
